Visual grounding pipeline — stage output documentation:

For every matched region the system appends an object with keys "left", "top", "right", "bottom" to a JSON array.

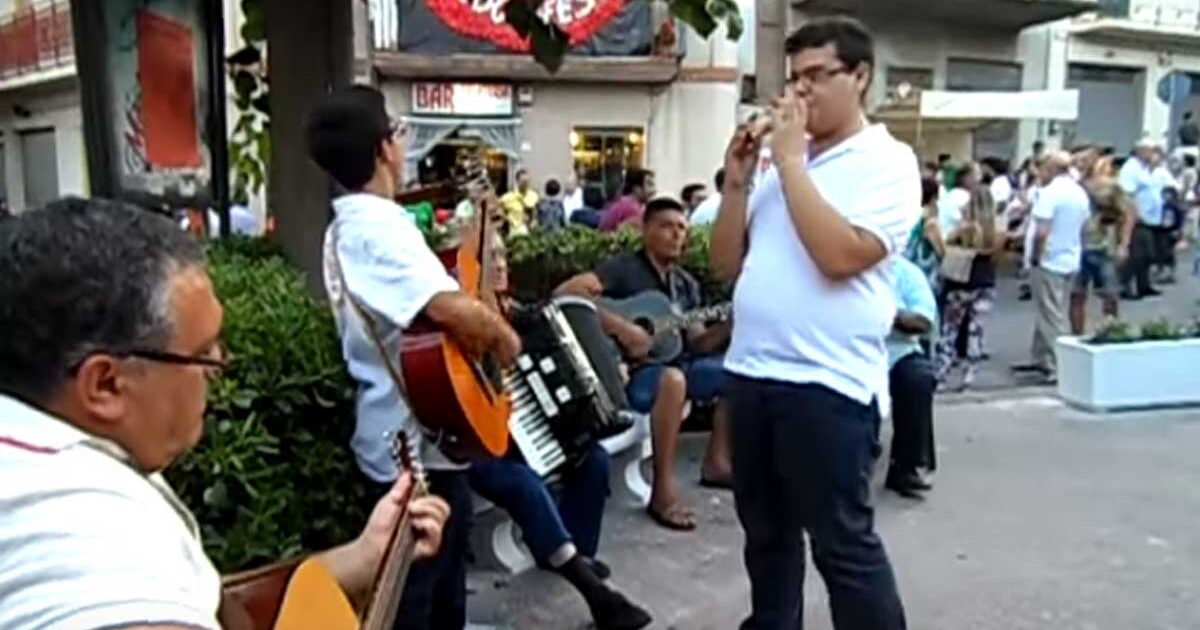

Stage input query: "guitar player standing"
[
  {"left": 307, "top": 86, "right": 521, "bottom": 630},
  {"left": 557, "top": 196, "right": 732, "bottom": 532}
]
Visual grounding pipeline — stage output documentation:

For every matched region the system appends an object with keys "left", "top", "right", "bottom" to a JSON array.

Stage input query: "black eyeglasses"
[
  {"left": 792, "top": 64, "right": 852, "bottom": 87},
  {"left": 126, "top": 348, "right": 231, "bottom": 371}
]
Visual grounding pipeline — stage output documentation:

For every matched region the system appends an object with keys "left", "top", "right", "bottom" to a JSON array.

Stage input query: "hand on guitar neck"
[{"left": 314, "top": 472, "right": 450, "bottom": 609}]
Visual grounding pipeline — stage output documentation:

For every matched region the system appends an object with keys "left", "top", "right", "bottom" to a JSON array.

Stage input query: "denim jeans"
[
  {"left": 469, "top": 444, "right": 611, "bottom": 565},
  {"left": 727, "top": 375, "right": 906, "bottom": 630},
  {"left": 626, "top": 354, "right": 727, "bottom": 413}
]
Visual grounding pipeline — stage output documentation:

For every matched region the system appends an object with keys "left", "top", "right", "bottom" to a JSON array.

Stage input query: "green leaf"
[
  {"left": 529, "top": 21, "right": 568, "bottom": 74},
  {"left": 233, "top": 70, "right": 257, "bottom": 101},
  {"left": 669, "top": 0, "right": 717, "bottom": 38},
  {"left": 504, "top": 0, "right": 536, "bottom": 37}
]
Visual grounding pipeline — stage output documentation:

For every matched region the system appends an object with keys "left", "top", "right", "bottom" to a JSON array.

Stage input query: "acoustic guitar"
[
  {"left": 398, "top": 154, "right": 512, "bottom": 460},
  {"left": 598, "top": 291, "right": 732, "bottom": 364},
  {"left": 219, "top": 433, "right": 427, "bottom": 629}
]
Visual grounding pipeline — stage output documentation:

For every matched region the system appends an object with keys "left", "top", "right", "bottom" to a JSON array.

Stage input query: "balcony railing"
[
  {"left": 0, "top": 0, "right": 73, "bottom": 83},
  {"left": 1098, "top": 0, "right": 1200, "bottom": 29}
]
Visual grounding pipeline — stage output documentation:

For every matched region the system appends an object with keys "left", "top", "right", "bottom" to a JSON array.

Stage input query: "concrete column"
[
  {"left": 54, "top": 117, "right": 86, "bottom": 197},
  {"left": 4, "top": 122, "right": 25, "bottom": 213},
  {"left": 755, "top": 0, "right": 786, "bottom": 103},
  {"left": 264, "top": 0, "right": 354, "bottom": 294}
]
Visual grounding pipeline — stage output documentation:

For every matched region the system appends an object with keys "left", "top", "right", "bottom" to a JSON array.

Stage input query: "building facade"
[
  {"left": 1026, "top": 0, "right": 1200, "bottom": 153},
  {"left": 371, "top": 0, "right": 744, "bottom": 205},
  {"left": 0, "top": 0, "right": 257, "bottom": 216},
  {"left": 781, "top": 0, "right": 1097, "bottom": 163}
]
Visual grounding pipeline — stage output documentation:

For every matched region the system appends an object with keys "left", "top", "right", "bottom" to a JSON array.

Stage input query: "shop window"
[
  {"left": 570, "top": 127, "right": 645, "bottom": 205},
  {"left": 416, "top": 129, "right": 510, "bottom": 196}
]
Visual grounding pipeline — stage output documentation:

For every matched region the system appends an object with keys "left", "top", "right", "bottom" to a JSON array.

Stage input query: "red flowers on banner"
[{"left": 425, "top": 0, "right": 626, "bottom": 52}]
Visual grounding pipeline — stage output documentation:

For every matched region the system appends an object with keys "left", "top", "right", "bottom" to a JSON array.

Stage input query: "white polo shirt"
[
  {"left": 324, "top": 193, "right": 463, "bottom": 479},
  {"left": 724, "top": 124, "right": 921, "bottom": 404},
  {"left": 1032, "top": 174, "right": 1091, "bottom": 276},
  {"left": 0, "top": 394, "right": 221, "bottom": 630}
]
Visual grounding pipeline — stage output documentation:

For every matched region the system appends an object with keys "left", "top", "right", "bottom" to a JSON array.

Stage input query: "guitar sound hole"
[{"left": 634, "top": 318, "right": 656, "bottom": 336}]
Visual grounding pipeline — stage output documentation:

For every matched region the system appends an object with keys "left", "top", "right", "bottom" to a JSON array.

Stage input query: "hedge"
[
  {"left": 165, "top": 238, "right": 366, "bottom": 573},
  {"left": 506, "top": 225, "right": 729, "bottom": 304},
  {"left": 171, "top": 227, "right": 727, "bottom": 572}
]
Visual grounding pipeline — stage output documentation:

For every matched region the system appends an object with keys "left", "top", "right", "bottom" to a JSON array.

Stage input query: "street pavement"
[{"left": 468, "top": 259, "right": 1200, "bottom": 629}]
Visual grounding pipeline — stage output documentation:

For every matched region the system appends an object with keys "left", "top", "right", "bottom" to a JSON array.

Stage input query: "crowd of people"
[{"left": 5, "top": 12, "right": 1200, "bottom": 630}]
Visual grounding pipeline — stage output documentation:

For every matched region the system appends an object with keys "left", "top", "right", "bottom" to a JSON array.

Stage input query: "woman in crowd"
[
  {"left": 936, "top": 186, "right": 1000, "bottom": 391},
  {"left": 906, "top": 175, "right": 945, "bottom": 292}
]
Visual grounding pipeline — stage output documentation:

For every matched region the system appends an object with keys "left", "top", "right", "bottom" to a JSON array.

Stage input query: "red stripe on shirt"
[{"left": 0, "top": 435, "right": 59, "bottom": 454}]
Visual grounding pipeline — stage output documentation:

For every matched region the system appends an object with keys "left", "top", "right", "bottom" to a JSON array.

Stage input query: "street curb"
[{"left": 935, "top": 385, "right": 1057, "bottom": 407}]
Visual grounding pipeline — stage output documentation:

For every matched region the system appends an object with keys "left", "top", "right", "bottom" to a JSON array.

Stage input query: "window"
[
  {"left": 886, "top": 66, "right": 934, "bottom": 90},
  {"left": 570, "top": 127, "right": 645, "bottom": 205},
  {"left": 20, "top": 128, "right": 57, "bottom": 210}
]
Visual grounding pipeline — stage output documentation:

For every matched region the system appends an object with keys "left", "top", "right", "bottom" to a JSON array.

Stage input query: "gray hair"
[{"left": 0, "top": 197, "right": 205, "bottom": 402}]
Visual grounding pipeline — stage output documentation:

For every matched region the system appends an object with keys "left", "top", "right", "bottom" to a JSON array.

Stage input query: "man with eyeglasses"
[
  {"left": 711, "top": 16, "right": 915, "bottom": 629},
  {"left": 308, "top": 86, "right": 522, "bottom": 629},
  {"left": 0, "top": 197, "right": 450, "bottom": 630}
]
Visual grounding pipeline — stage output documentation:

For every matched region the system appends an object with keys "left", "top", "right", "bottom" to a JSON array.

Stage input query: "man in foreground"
[
  {"left": 0, "top": 198, "right": 448, "bottom": 630},
  {"left": 710, "top": 16, "right": 914, "bottom": 628}
]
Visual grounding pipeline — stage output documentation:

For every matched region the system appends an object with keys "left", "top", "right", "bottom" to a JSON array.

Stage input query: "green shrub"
[
  {"left": 1139, "top": 317, "right": 1184, "bottom": 341},
  {"left": 1088, "top": 316, "right": 1200, "bottom": 345},
  {"left": 165, "top": 240, "right": 367, "bottom": 573},
  {"left": 506, "top": 226, "right": 729, "bottom": 303}
]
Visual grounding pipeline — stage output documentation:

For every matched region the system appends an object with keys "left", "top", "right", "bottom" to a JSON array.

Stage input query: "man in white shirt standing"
[
  {"left": 307, "top": 86, "right": 521, "bottom": 629},
  {"left": 688, "top": 167, "right": 725, "bottom": 226},
  {"left": 711, "top": 17, "right": 915, "bottom": 629},
  {"left": 1117, "top": 138, "right": 1164, "bottom": 299},
  {"left": 0, "top": 198, "right": 448, "bottom": 630},
  {"left": 1013, "top": 151, "right": 1091, "bottom": 382}
]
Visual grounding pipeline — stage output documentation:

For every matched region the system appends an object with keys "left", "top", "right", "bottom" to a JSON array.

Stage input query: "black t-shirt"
[{"left": 594, "top": 249, "right": 702, "bottom": 311}]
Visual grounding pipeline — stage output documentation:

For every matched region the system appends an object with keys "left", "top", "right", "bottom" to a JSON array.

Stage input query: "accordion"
[{"left": 506, "top": 296, "right": 632, "bottom": 477}]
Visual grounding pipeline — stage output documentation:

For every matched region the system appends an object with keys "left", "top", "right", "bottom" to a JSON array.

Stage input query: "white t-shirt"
[
  {"left": 563, "top": 187, "right": 585, "bottom": 222},
  {"left": 324, "top": 193, "right": 462, "bottom": 477},
  {"left": 0, "top": 395, "right": 221, "bottom": 630},
  {"left": 689, "top": 192, "right": 722, "bottom": 226},
  {"left": 1032, "top": 174, "right": 1091, "bottom": 275},
  {"left": 938, "top": 187, "right": 970, "bottom": 235},
  {"left": 990, "top": 176, "right": 1013, "bottom": 208},
  {"left": 725, "top": 124, "right": 922, "bottom": 404}
]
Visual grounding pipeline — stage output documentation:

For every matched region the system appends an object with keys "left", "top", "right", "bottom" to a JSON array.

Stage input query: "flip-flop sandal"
[
  {"left": 646, "top": 504, "right": 697, "bottom": 531},
  {"left": 699, "top": 476, "right": 733, "bottom": 490}
]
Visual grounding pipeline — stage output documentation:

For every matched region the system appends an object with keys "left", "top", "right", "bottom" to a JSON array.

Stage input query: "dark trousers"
[
  {"left": 375, "top": 470, "right": 472, "bottom": 630},
  {"left": 1120, "top": 223, "right": 1156, "bottom": 294},
  {"left": 1151, "top": 225, "right": 1177, "bottom": 270},
  {"left": 728, "top": 375, "right": 906, "bottom": 630},
  {"left": 469, "top": 444, "right": 610, "bottom": 565},
  {"left": 888, "top": 354, "right": 936, "bottom": 476}
]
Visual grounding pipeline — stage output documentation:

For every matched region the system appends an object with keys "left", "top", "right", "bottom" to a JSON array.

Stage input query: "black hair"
[
  {"left": 622, "top": 168, "right": 654, "bottom": 195},
  {"left": 937, "top": 154, "right": 951, "bottom": 166},
  {"left": 1186, "top": 154, "right": 1197, "bottom": 169},
  {"left": 785, "top": 16, "right": 874, "bottom": 72},
  {"left": 921, "top": 176, "right": 939, "bottom": 206},
  {"left": 1186, "top": 112, "right": 1194, "bottom": 121},
  {"left": 305, "top": 85, "right": 392, "bottom": 192},
  {"left": 545, "top": 178, "right": 562, "bottom": 196},
  {"left": 713, "top": 167, "right": 725, "bottom": 190},
  {"left": 643, "top": 197, "right": 687, "bottom": 224},
  {"left": 0, "top": 197, "right": 205, "bottom": 403},
  {"left": 516, "top": 168, "right": 529, "bottom": 179},
  {"left": 681, "top": 183, "right": 705, "bottom": 206}
]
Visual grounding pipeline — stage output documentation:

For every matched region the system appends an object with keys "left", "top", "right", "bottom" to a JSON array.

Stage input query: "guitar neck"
[
  {"left": 654, "top": 304, "right": 730, "bottom": 332},
  {"left": 360, "top": 487, "right": 423, "bottom": 630}
]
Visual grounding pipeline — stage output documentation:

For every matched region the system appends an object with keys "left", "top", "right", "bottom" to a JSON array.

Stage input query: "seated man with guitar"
[
  {"left": 0, "top": 198, "right": 449, "bottom": 630},
  {"left": 469, "top": 240, "right": 653, "bottom": 629},
  {"left": 308, "top": 87, "right": 522, "bottom": 629},
  {"left": 558, "top": 197, "right": 732, "bottom": 531}
]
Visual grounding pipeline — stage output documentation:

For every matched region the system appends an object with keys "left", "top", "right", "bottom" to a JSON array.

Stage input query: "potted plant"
[{"left": 1056, "top": 317, "right": 1200, "bottom": 412}]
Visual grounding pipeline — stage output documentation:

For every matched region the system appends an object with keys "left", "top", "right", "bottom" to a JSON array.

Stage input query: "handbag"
[{"left": 939, "top": 246, "right": 976, "bottom": 284}]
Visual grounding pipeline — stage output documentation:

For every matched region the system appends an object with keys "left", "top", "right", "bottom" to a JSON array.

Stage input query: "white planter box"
[{"left": 1056, "top": 336, "right": 1200, "bottom": 412}]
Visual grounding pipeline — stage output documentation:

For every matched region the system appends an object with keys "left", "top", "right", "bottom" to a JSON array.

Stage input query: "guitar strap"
[{"left": 324, "top": 222, "right": 412, "bottom": 403}]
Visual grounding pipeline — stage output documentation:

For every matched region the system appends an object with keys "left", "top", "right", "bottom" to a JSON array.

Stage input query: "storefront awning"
[{"left": 873, "top": 89, "right": 1079, "bottom": 152}]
